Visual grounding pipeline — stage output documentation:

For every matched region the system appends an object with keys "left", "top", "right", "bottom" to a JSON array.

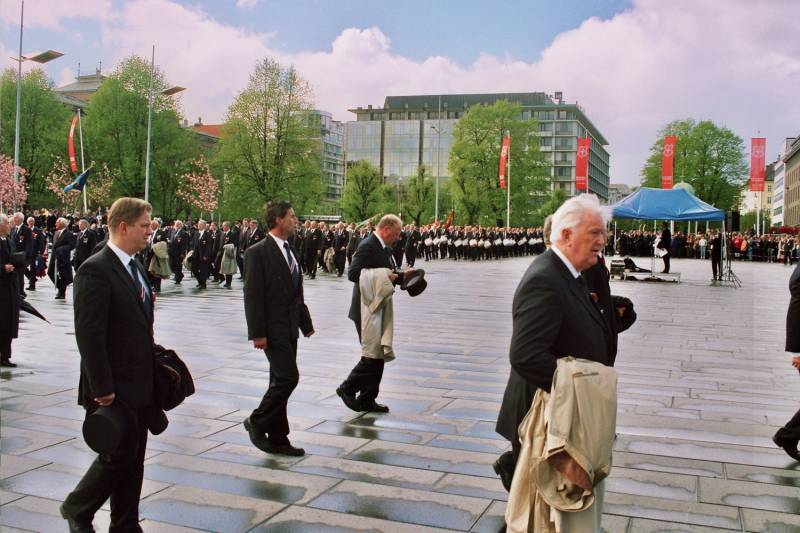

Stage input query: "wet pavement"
[{"left": 2, "top": 255, "right": 800, "bottom": 532}]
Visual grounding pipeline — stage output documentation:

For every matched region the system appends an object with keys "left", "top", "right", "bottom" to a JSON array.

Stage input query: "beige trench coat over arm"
[{"left": 359, "top": 267, "right": 395, "bottom": 361}]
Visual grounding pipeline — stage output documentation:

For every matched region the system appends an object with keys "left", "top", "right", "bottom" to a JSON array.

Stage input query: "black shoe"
[
  {"left": 336, "top": 386, "right": 363, "bottom": 412},
  {"left": 493, "top": 450, "right": 515, "bottom": 492},
  {"left": 27, "top": 285, "right": 35, "bottom": 291},
  {"left": 361, "top": 401, "right": 389, "bottom": 413},
  {"left": 60, "top": 503, "right": 95, "bottom": 533},
  {"left": 224, "top": 284, "right": 231, "bottom": 288},
  {"left": 19, "top": 292, "right": 26, "bottom": 299},
  {"left": 773, "top": 434, "right": 800, "bottom": 462},
  {"left": 0, "top": 360, "right": 17, "bottom": 368},
  {"left": 55, "top": 293, "right": 66, "bottom": 300},
  {"left": 264, "top": 441, "right": 305, "bottom": 456},
  {"left": 243, "top": 416, "right": 272, "bottom": 453}
]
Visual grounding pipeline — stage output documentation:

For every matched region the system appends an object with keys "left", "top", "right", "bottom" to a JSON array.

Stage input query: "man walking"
[
  {"left": 11, "top": 213, "right": 33, "bottom": 298},
  {"left": 168, "top": 220, "right": 189, "bottom": 284},
  {"left": 191, "top": 220, "right": 214, "bottom": 289},
  {"left": 242, "top": 201, "right": 314, "bottom": 456},
  {"left": 48, "top": 217, "right": 75, "bottom": 300},
  {"left": 337, "top": 215, "right": 411, "bottom": 414},
  {"left": 773, "top": 259, "right": 800, "bottom": 462},
  {"left": 60, "top": 197, "right": 165, "bottom": 533}
]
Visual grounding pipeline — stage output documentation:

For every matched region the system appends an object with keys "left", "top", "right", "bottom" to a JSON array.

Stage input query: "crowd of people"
[{"left": 612, "top": 228, "right": 800, "bottom": 264}]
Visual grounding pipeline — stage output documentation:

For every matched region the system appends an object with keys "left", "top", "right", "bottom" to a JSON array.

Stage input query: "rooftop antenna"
[{"left": 77, "top": 61, "right": 80, "bottom": 77}]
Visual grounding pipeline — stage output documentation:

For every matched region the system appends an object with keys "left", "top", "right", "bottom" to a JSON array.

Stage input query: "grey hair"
[
  {"left": 57, "top": 217, "right": 69, "bottom": 226},
  {"left": 13, "top": 212, "right": 24, "bottom": 222},
  {"left": 550, "top": 194, "right": 610, "bottom": 245},
  {"left": 377, "top": 214, "right": 402, "bottom": 230},
  {"left": 27, "top": 217, "right": 35, "bottom": 225},
  {"left": 174, "top": 220, "right": 183, "bottom": 227}
]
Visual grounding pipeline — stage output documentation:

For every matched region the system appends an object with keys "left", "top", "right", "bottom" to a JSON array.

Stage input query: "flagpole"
[
  {"left": 77, "top": 108, "right": 87, "bottom": 213},
  {"left": 144, "top": 44, "right": 155, "bottom": 203},
  {"left": 506, "top": 132, "right": 511, "bottom": 228}
]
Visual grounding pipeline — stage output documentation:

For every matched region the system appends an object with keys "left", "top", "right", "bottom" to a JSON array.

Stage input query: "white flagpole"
[{"left": 77, "top": 108, "right": 87, "bottom": 213}]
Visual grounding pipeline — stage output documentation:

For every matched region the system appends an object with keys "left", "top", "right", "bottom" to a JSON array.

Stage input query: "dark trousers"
[
  {"left": 662, "top": 253, "right": 670, "bottom": 273},
  {"left": 224, "top": 274, "right": 233, "bottom": 287},
  {"left": 339, "top": 319, "right": 385, "bottom": 403},
  {"left": 16, "top": 269, "right": 26, "bottom": 295},
  {"left": 406, "top": 250, "right": 416, "bottom": 267},
  {"left": 148, "top": 273, "right": 161, "bottom": 292},
  {"left": 305, "top": 253, "right": 318, "bottom": 278},
  {"left": 775, "top": 409, "right": 800, "bottom": 444},
  {"left": 236, "top": 254, "right": 245, "bottom": 278},
  {"left": 712, "top": 255, "right": 722, "bottom": 279},
  {"left": 170, "top": 256, "right": 184, "bottom": 283},
  {"left": 26, "top": 260, "right": 38, "bottom": 287},
  {"left": 334, "top": 251, "right": 346, "bottom": 276},
  {"left": 0, "top": 337, "right": 12, "bottom": 362},
  {"left": 62, "top": 406, "right": 149, "bottom": 531},
  {"left": 251, "top": 338, "right": 298, "bottom": 443},
  {"left": 57, "top": 280, "right": 69, "bottom": 297},
  {"left": 192, "top": 261, "right": 210, "bottom": 287}
]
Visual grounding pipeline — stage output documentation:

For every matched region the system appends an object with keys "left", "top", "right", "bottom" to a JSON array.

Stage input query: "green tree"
[
  {"left": 641, "top": 119, "right": 748, "bottom": 212},
  {"left": 341, "top": 160, "right": 383, "bottom": 221},
  {"left": 0, "top": 68, "right": 72, "bottom": 208},
  {"left": 83, "top": 55, "right": 200, "bottom": 216},
  {"left": 214, "top": 58, "right": 325, "bottom": 216},
  {"left": 402, "top": 164, "right": 434, "bottom": 225},
  {"left": 448, "top": 100, "right": 550, "bottom": 225},
  {"left": 538, "top": 188, "right": 568, "bottom": 222}
]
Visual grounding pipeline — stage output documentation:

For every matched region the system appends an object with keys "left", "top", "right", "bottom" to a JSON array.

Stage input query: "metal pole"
[
  {"left": 756, "top": 192, "right": 761, "bottom": 236},
  {"left": 435, "top": 95, "right": 441, "bottom": 222},
  {"left": 12, "top": 0, "right": 25, "bottom": 211},
  {"left": 144, "top": 44, "right": 155, "bottom": 203},
  {"left": 78, "top": 108, "right": 87, "bottom": 212}
]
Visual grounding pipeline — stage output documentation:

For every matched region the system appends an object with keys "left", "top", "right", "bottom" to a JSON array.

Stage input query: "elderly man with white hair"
[
  {"left": 495, "top": 194, "right": 615, "bottom": 532},
  {"left": 11, "top": 212, "right": 33, "bottom": 298},
  {"left": 48, "top": 217, "right": 76, "bottom": 299}
]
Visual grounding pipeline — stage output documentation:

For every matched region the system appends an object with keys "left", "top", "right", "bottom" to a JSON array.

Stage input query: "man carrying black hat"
[{"left": 61, "top": 197, "right": 165, "bottom": 533}]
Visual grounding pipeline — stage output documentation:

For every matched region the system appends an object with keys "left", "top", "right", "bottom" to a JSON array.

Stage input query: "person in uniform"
[
  {"left": 11, "top": 213, "right": 33, "bottom": 298},
  {"left": 304, "top": 221, "right": 322, "bottom": 279},
  {"left": 217, "top": 221, "right": 239, "bottom": 288},
  {"left": 209, "top": 221, "right": 223, "bottom": 283},
  {"left": 0, "top": 214, "right": 21, "bottom": 367},
  {"left": 25, "top": 217, "right": 45, "bottom": 292},
  {"left": 48, "top": 217, "right": 75, "bottom": 300},
  {"left": 169, "top": 220, "right": 190, "bottom": 284},
  {"left": 333, "top": 222, "right": 349, "bottom": 277},
  {"left": 73, "top": 219, "right": 98, "bottom": 273}
]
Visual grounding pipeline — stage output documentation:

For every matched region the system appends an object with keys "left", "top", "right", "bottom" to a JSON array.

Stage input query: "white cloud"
[
  {"left": 0, "top": 0, "right": 113, "bottom": 32},
  {"left": 23, "top": 0, "right": 800, "bottom": 185},
  {"left": 235, "top": 0, "right": 260, "bottom": 9}
]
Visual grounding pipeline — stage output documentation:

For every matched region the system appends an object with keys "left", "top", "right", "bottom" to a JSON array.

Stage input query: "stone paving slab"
[{"left": 2, "top": 256, "right": 800, "bottom": 531}]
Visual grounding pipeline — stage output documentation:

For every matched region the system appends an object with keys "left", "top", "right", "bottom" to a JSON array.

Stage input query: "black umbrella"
[{"left": 19, "top": 297, "right": 50, "bottom": 324}]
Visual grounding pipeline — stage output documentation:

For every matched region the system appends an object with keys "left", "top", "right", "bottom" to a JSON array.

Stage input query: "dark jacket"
[
  {"left": 243, "top": 235, "right": 313, "bottom": 342},
  {"left": 496, "top": 249, "right": 611, "bottom": 443},
  {"left": 191, "top": 230, "right": 215, "bottom": 265},
  {"left": 12, "top": 224, "right": 34, "bottom": 263},
  {"left": 74, "top": 246, "right": 156, "bottom": 410},
  {"left": 169, "top": 228, "right": 190, "bottom": 258},
  {"left": 48, "top": 229, "right": 75, "bottom": 285},
  {"left": 0, "top": 236, "right": 20, "bottom": 339},
  {"left": 347, "top": 232, "right": 404, "bottom": 326},
  {"left": 74, "top": 229, "right": 99, "bottom": 267},
  {"left": 786, "top": 262, "right": 800, "bottom": 352},
  {"left": 583, "top": 258, "right": 637, "bottom": 366}
]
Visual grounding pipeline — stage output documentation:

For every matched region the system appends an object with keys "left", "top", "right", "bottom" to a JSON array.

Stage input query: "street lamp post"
[
  {"left": 11, "top": 0, "right": 63, "bottom": 210},
  {"left": 143, "top": 44, "right": 185, "bottom": 204},
  {"left": 429, "top": 95, "right": 443, "bottom": 222}
]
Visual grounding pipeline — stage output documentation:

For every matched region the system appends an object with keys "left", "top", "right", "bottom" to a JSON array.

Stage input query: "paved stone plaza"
[{"left": 2, "top": 255, "right": 800, "bottom": 532}]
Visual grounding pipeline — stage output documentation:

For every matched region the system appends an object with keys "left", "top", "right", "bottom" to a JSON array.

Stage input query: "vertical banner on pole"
[
  {"left": 68, "top": 114, "right": 79, "bottom": 172},
  {"left": 498, "top": 134, "right": 510, "bottom": 189},
  {"left": 661, "top": 136, "right": 676, "bottom": 189},
  {"left": 750, "top": 137, "right": 766, "bottom": 192},
  {"left": 575, "top": 137, "right": 590, "bottom": 191}
]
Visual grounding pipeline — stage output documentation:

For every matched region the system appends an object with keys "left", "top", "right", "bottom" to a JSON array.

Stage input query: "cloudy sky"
[{"left": 1, "top": 0, "right": 799, "bottom": 185}]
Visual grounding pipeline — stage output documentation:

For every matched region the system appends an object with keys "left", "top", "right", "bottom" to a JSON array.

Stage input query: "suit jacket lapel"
[
  {"left": 546, "top": 249, "right": 609, "bottom": 333},
  {"left": 265, "top": 235, "right": 294, "bottom": 295},
  {"left": 105, "top": 247, "right": 151, "bottom": 322}
]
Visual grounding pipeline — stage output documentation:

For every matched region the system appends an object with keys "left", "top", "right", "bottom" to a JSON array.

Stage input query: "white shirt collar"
[
  {"left": 551, "top": 244, "right": 580, "bottom": 279},
  {"left": 374, "top": 231, "right": 387, "bottom": 249},
  {"left": 270, "top": 232, "right": 288, "bottom": 250},
  {"left": 107, "top": 239, "right": 134, "bottom": 268}
]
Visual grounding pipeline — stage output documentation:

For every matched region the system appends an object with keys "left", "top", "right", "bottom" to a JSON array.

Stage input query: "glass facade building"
[
  {"left": 345, "top": 93, "right": 611, "bottom": 201},
  {"left": 312, "top": 110, "right": 345, "bottom": 201}
]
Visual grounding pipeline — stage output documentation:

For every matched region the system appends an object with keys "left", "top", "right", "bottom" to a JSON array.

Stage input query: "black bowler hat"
[
  {"left": 401, "top": 269, "right": 427, "bottom": 297},
  {"left": 82, "top": 403, "right": 136, "bottom": 455}
]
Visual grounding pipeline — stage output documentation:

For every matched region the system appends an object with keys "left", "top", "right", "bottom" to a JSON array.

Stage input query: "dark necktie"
[
  {"left": 128, "top": 259, "right": 151, "bottom": 319},
  {"left": 385, "top": 246, "right": 396, "bottom": 270},
  {"left": 284, "top": 242, "right": 299, "bottom": 290}
]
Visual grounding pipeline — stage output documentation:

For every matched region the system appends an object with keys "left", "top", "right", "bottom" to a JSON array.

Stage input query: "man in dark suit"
[
  {"left": 236, "top": 218, "right": 249, "bottom": 278},
  {"left": 658, "top": 222, "right": 672, "bottom": 273},
  {"left": 11, "top": 213, "right": 33, "bottom": 298},
  {"left": 217, "top": 221, "right": 239, "bottom": 288},
  {"left": 773, "top": 261, "right": 800, "bottom": 462},
  {"left": 494, "top": 195, "right": 612, "bottom": 517},
  {"left": 209, "top": 221, "right": 223, "bottom": 283},
  {"left": 242, "top": 201, "right": 314, "bottom": 456},
  {"left": 336, "top": 215, "right": 412, "bottom": 414},
  {"left": 168, "top": 220, "right": 189, "bottom": 284},
  {"left": 144, "top": 219, "right": 169, "bottom": 293},
  {"left": 303, "top": 221, "right": 322, "bottom": 279},
  {"left": 48, "top": 217, "right": 75, "bottom": 299},
  {"left": 191, "top": 220, "right": 214, "bottom": 289},
  {"left": 711, "top": 230, "right": 723, "bottom": 281},
  {"left": 61, "top": 197, "right": 165, "bottom": 533},
  {"left": 25, "top": 216, "right": 45, "bottom": 292},
  {"left": 73, "top": 219, "right": 98, "bottom": 273},
  {"left": 333, "top": 222, "right": 349, "bottom": 277}
]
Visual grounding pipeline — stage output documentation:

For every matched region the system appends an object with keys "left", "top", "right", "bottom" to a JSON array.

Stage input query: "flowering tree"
[
  {"left": 87, "top": 163, "right": 114, "bottom": 207},
  {"left": 177, "top": 157, "right": 219, "bottom": 213},
  {"left": 44, "top": 160, "right": 115, "bottom": 212},
  {"left": 0, "top": 154, "right": 28, "bottom": 208},
  {"left": 45, "top": 160, "right": 77, "bottom": 209}
]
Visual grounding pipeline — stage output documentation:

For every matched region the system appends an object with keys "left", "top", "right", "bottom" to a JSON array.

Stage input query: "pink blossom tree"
[
  {"left": 0, "top": 154, "right": 28, "bottom": 209},
  {"left": 177, "top": 156, "right": 219, "bottom": 215}
]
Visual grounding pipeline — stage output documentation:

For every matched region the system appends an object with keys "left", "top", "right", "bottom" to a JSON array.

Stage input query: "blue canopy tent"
[
  {"left": 609, "top": 187, "right": 732, "bottom": 283},
  {"left": 610, "top": 187, "right": 724, "bottom": 221}
]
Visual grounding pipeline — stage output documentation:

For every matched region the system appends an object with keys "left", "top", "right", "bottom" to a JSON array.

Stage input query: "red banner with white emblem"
[
  {"left": 750, "top": 137, "right": 766, "bottom": 192},
  {"left": 498, "top": 135, "right": 510, "bottom": 189},
  {"left": 661, "top": 136, "right": 676, "bottom": 189},
  {"left": 575, "top": 137, "right": 590, "bottom": 191},
  {"left": 68, "top": 114, "right": 79, "bottom": 172}
]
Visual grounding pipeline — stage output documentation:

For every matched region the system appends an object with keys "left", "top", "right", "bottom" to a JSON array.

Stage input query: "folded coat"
[{"left": 359, "top": 267, "right": 395, "bottom": 361}]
